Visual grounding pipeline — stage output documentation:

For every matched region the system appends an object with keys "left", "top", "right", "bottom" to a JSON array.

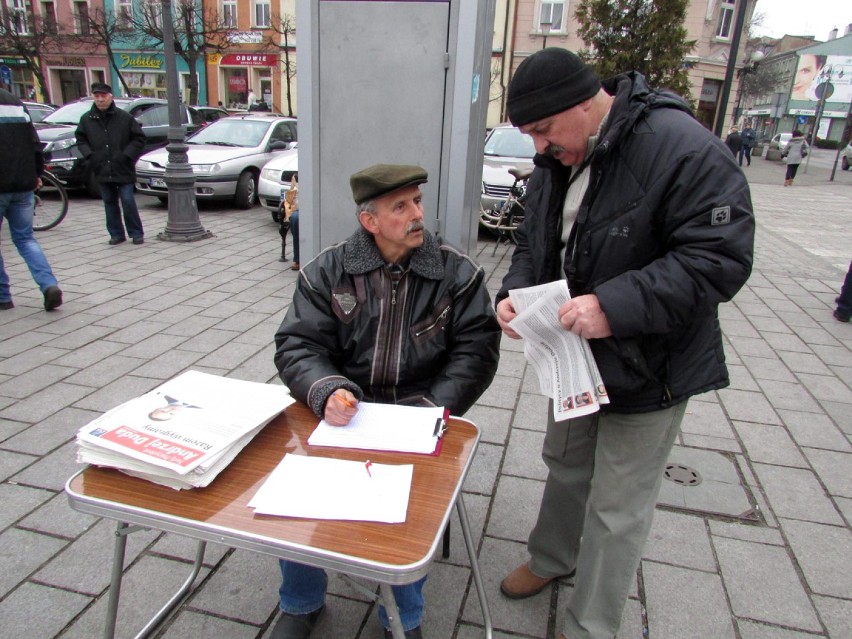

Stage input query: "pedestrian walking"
[
  {"left": 494, "top": 48, "right": 754, "bottom": 639},
  {"left": 782, "top": 130, "right": 809, "bottom": 186},
  {"left": 0, "top": 88, "right": 63, "bottom": 311},
  {"left": 725, "top": 126, "right": 742, "bottom": 157},
  {"left": 834, "top": 261, "right": 851, "bottom": 323},
  {"left": 739, "top": 122, "right": 756, "bottom": 166},
  {"left": 279, "top": 174, "right": 300, "bottom": 271},
  {"left": 75, "top": 82, "right": 147, "bottom": 245}
]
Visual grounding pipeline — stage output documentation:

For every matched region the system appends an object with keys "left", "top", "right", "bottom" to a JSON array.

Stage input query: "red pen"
[{"left": 365, "top": 460, "right": 373, "bottom": 478}]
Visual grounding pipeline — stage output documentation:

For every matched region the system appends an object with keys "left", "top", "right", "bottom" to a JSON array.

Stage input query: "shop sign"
[
  {"left": 119, "top": 54, "right": 164, "bottom": 70},
  {"left": 227, "top": 31, "right": 263, "bottom": 44},
  {"left": 788, "top": 109, "right": 816, "bottom": 116},
  {"left": 0, "top": 56, "right": 28, "bottom": 66},
  {"left": 228, "top": 74, "right": 247, "bottom": 92},
  {"left": 220, "top": 53, "right": 277, "bottom": 66},
  {"left": 45, "top": 56, "right": 86, "bottom": 67}
]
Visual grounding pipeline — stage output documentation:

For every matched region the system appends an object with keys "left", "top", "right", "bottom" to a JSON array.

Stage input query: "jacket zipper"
[{"left": 414, "top": 304, "right": 451, "bottom": 337}]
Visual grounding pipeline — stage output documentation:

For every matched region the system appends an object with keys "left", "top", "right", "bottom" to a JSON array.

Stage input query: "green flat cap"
[{"left": 350, "top": 164, "right": 428, "bottom": 205}]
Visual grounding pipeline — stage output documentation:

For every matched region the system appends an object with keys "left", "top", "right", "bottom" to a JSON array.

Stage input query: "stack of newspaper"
[
  {"left": 508, "top": 281, "right": 609, "bottom": 421},
  {"left": 75, "top": 370, "right": 295, "bottom": 490}
]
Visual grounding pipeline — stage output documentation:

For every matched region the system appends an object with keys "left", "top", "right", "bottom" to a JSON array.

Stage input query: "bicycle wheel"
[{"left": 33, "top": 173, "right": 69, "bottom": 231}]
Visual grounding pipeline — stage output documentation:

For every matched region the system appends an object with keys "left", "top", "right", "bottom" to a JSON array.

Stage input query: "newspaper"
[
  {"left": 508, "top": 281, "right": 609, "bottom": 421},
  {"left": 75, "top": 370, "right": 295, "bottom": 489}
]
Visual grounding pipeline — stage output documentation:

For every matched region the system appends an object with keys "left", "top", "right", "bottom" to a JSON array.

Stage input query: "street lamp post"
[
  {"left": 714, "top": 0, "right": 749, "bottom": 137},
  {"left": 157, "top": 0, "right": 212, "bottom": 242},
  {"left": 540, "top": 20, "right": 552, "bottom": 50}
]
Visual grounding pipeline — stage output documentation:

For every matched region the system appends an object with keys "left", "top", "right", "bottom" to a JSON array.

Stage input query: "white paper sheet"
[
  {"left": 307, "top": 402, "right": 444, "bottom": 454},
  {"left": 249, "top": 454, "right": 414, "bottom": 523}
]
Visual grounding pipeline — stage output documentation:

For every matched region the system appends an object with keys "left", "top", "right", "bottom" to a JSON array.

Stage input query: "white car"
[
  {"left": 481, "top": 123, "right": 535, "bottom": 213},
  {"left": 259, "top": 147, "right": 299, "bottom": 222},
  {"left": 135, "top": 114, "right": 297, "bottom": 209}
]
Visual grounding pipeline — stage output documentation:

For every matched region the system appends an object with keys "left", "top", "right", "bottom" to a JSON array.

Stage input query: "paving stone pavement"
[{"left": 0, "top": 149, "right": 850, "bottom": 639}]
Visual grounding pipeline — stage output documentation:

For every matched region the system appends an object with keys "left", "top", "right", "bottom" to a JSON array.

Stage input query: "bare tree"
[
  {"left": 134, "top": 0, "right": 232, "bottom": 105},
  {"left": 262, "top": 13, "right": 296, "bottom": 116},
  {"left": 67, "top": 7, "right": 137, "bottom": 97},
  {"left": 0, "top": 3, "right": 64, "bottom": 102}
]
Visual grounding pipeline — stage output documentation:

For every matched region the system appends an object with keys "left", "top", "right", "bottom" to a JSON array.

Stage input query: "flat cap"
[
  {"left": 91, "top": 82, "right": 113, "bottom": 95},
  {"left": 350, "top": 164, "right": 428, "bottom": 205}
]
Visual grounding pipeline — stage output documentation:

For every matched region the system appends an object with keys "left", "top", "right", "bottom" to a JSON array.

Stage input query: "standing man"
[
  {"left": 272, "top": 163, "right": 501, "bottom": 639},
  {"left": 0, "top": 88, "right": 62, "bottom": 311},
  {"left": 739, "top": 121, "right": 756, "bottom": 166},
  {"left": 247, "top": 88, "right": 258, "bottom": 108},
  {"left": 495, "top": 49, "right": 754, "bottom": 639},
  {"left": 724, "top": 125, "right": 742, "bottom": 157},
  {"left": 75, "top": 83, "right": 147, "bottom": 245}
]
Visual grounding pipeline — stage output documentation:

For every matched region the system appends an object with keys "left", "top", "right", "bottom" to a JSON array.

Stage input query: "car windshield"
[
  {"left": 187, "top": 119, "right": 271, "bottom": 147},
  {"left": 484, "top": 127, "right": 536, "bottom": 159},
  {"left": 42, "top": 101, "right": 94, "bottom": 125}
]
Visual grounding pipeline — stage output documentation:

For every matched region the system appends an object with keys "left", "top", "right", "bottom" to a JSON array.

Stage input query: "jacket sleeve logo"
[{"left": 711, "top": 206, "right": 731, "bottom": 225}]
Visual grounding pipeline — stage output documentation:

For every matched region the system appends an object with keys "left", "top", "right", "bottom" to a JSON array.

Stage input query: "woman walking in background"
[{"left": 783, "top": 130, "right": 808, "bottom": 186}]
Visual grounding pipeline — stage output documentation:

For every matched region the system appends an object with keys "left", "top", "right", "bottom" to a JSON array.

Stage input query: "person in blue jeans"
[
  {"left": 75, "top": 82, "right": 147, "bottom": 245},
  {"left": 0, "top": 88, "right": 62, "bottom": 311},
  {"left": 272, "top": 163, "right": 501, "bottom": 639}
]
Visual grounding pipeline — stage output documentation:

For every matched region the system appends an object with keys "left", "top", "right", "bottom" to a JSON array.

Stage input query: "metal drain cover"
[{"left": 664, "top": 463, "right": 702, "bottom": 486}]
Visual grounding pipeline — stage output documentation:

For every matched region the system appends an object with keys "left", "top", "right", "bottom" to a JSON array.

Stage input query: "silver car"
[
  {"left": 135, "top": 114, "right": 297, "bottom": 209},
  {"left": 481, "top": 123, "right": 535, "bottom": 213}
]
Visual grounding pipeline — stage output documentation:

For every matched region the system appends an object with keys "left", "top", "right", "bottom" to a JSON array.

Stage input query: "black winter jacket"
[
  {"left": 0, "top": 88, "right": 43, "bottom": 193},
  {"left": 274, "top": 228, "right": 502, "bottom": 418},
  {"left": 498, "top": 72, "right": 754, "bottom": 413},
  {"left": 75, "top": 102, "right": 146, "bottom": 184}
]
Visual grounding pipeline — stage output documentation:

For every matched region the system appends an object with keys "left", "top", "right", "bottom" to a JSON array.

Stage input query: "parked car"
[
  {"left": 842, "top": 141, "right": 851, "bottom": 171},
  {"left": 135, "top": 114, "right": 297, "bottom": 209},
  {"left": 481, "top": 123, "right": 535, "bottom": 213},
  {"left": 36, "top": 97, "right": 201, "bottom": 195},
  {"left": 259, "top": 147, "right": 299, "bottom": 222},
  {"left": 769, "top": 132, "right": 793, "bottom": 153},
  {"left": 22, "top": 101, "right": 55, "bottom": 123},
  {"left": 194, "top": 106, "right": 230, "bottom": 126}
]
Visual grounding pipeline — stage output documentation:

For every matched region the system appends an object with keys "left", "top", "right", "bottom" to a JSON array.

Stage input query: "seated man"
[{"left": 272, "top": 163, "right": 501, "bottom": 639}]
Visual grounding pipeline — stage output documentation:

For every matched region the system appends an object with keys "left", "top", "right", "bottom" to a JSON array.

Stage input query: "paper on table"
[
  {"left": 249, "top": 454, "right": 413, "bottom": 523},
  {"left": 307, "top": 402, "right": 444, "bottom": 454}
]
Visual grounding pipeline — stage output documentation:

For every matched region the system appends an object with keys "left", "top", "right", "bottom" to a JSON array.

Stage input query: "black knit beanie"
[{"left": 507, "top": 48, "right": 601, "bottom": 126}]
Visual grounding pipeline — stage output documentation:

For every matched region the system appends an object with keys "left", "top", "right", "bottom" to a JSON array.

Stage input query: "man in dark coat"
[
  {"left": 725, "top": 126, "right": 743, "bottom": 157},
  {"left": 0, "top": 88, "right": 62, "bottom": 311},
  {"left": 494, "top": 49, "right": 754, "bottom": 639},
  {"left": 75, "top": 83, "right": 147, "bottom": 245},
  {"left": 272, "top": 163, "right": 501, "bottom": 639}
]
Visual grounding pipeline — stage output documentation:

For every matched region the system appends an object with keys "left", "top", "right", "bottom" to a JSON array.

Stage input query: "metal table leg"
[
  {"left": 380, "top": 583, "right": 407, "bottom": 639},
  {"left": 457, "top": 494, "right": 493, "bottom": 638}
]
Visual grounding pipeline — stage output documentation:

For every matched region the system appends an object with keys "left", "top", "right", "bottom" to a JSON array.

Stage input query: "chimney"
[
  {"left": 828, "top": 28, "right": 838, "bottom": 40},
  {"left": 846, "top": 23, "right": 852, "bottom": 37}
]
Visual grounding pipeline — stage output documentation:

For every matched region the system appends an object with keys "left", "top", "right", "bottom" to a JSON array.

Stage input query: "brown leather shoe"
[{"left": 500, "top": 562, "right": 568, "bottom": 599}]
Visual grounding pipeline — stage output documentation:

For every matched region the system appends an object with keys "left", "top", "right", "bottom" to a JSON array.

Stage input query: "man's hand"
[
  {"left": 557, "top": 294, "right": 612, "bottom": 339},
  {"left": 496, "top": 298, "right": 522, "bottom": 339},
  {"left": 323, "top": 389, "right": 359, "bottom": 426}
]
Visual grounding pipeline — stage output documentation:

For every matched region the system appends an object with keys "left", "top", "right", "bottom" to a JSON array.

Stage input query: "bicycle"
[
  {"left": 479, "top": 165, "right": 531, "bottom": 255},
  {"left": 33, "top": 170, "right": 69, "bottom": 231}
]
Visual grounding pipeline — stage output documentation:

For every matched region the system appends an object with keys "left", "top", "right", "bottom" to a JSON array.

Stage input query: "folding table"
[{"left": 65, "top": 401, "right": 493, "bottom": 639}]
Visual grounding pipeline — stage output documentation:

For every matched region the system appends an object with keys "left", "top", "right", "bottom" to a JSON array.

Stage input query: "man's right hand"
[
  {"left": 496, "top": 298, "right": 522, "bottom": 340},
  {"left": 324, "top": 389, "right": 359, "bottom": 426}
]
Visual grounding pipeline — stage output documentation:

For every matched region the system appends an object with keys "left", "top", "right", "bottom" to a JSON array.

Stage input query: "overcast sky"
[{"left": 753, "top": 0, "right": 850, "bottom": 40}]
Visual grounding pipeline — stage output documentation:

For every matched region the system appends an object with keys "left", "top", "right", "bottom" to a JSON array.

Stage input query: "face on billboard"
[
  {"left": 791, "top": 54, "right": 825, "bottom": 101},
  {"left": 791, "top": 54, "right": 852, "bottom": 103}
]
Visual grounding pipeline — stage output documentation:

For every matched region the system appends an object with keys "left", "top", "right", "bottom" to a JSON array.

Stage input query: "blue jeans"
[
  {"left": 101, "top": 182, "right": 143, "bottom": 239},
  {"left": 0, "top": 191, "right": 58, "bottom": 302},
  {"left": 278, "top": 559, "right": 426, "bottom": 631}
]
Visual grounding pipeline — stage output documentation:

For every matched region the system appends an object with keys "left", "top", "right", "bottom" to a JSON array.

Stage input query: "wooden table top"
[{"left": 66, "top": 402, "right": 479, "bottom": 580}]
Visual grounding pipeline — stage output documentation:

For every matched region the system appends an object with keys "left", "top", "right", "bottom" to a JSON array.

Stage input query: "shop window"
[
  {"left": 253, "top": 0, "right": 270, "bottom": 28},
  {"left": 716, "top": 0, "right": 735, "bottom": 39},
  {"left": 222, "top": 0, "right": 236, "bottom": 28}
]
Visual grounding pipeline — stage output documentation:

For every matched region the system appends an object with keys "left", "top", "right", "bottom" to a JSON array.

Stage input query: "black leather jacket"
[
  {"left": 275, "top": 228, "right": 501, "bottom": 418},
  {"left": 498, "top": 72, "right": 754, "bottom": 413},
  {"left": 75, "top": 102, "right": 146, "bottom": 184}
]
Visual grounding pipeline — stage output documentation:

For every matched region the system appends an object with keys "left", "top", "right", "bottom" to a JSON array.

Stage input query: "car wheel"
[
  {"left": 234, "top": 171, "right": 257, "bottom": 209},
  {"left": 842, "top": 156, "right": 849, "bottom": 171}
]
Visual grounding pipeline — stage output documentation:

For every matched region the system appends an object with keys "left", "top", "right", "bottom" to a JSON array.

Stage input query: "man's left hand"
[{"left": 557, "top": 294, "right": 612, "bottom": 339}]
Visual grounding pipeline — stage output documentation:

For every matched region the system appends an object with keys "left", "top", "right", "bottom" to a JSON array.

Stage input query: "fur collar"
[{"left": 343, "top": 227, "right": 444, "bottom": 280}]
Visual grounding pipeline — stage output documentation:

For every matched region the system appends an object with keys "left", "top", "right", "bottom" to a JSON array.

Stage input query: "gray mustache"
[{"left": 406, "top": 221, "right": 425, "bottom": 235}]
